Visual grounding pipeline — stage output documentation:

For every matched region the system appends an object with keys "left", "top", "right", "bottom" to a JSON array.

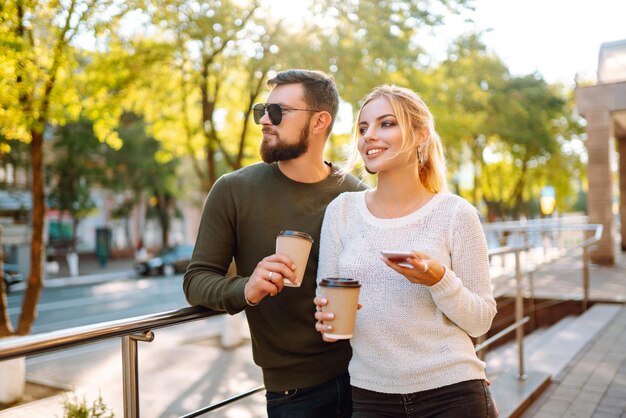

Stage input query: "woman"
[{"left": 314, "top": 85, "right": 498, "bottom": 417}]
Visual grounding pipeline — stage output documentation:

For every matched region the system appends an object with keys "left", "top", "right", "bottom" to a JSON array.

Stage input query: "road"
[{"left": 6, "top": 274, "right": 189, "bottom": 334}]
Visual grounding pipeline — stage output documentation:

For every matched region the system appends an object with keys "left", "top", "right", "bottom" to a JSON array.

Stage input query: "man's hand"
[{"left": 244, "top": 254, "right": 297, "bottom": 305}]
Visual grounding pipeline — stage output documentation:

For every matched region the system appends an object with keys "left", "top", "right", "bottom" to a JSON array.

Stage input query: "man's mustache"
[{"left": 262, "top": 127, "right": 277, "bottom": 135}]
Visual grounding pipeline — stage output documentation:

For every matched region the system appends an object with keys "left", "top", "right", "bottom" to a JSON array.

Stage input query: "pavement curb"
[{"left": 10, "top": 270, "right": 137, "bottom": 292}]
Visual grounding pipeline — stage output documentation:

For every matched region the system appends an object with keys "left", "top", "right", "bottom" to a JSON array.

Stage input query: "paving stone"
[
  {"left": 599, "top": 395, "right": 626, "bottom": 409},
  {"left": 576, "top": 391, "right": 604, "bottom": 404},
  {"left": 540, "top": 399, "right": 571, "bottom": 414},
  {"left": 592, "top": 413, "right": 620, "bottom": 418},
  {"left": 551, "top": 386, "right": 580, "bottom": 402},
  {"left": 572, "top": 409, "right": 598, "bottom": 417},
  {"left": 596, "top": 404, "right": 625, "bottom": 416},
  {"left": 564, "top": 408, "right": 596, "bottom": 418},
  {"left": 583, "top": 382, "right": 611, "bottom": 394},
  {"left": 604, "top": 386, "right": 626, "bottom": 401}
]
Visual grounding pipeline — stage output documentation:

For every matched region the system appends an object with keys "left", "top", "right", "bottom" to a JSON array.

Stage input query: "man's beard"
[{"left": 260, "top": 123, "right": 310, "bottom": 163}]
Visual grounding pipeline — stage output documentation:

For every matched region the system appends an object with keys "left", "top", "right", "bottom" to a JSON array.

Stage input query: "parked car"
[
  {"left": 3, "top": 263, "right": 24, "bottom": 293},
  {"left": 134, "top": 244, "right": 194, "bottom": 277}
]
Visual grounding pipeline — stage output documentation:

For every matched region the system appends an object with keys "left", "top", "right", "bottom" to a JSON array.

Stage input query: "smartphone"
[{"left": 381, "top": 251, "right": 414, "bottom": 265}]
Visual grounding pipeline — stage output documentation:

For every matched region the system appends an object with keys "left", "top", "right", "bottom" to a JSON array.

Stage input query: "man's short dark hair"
[{"left": 267, "top": 69, "right": 339, "bottom": 134}]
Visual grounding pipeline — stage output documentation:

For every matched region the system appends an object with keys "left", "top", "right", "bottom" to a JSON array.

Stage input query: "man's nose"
[{"left": 260, "top": 110, "right": 272, "bottom": 126}]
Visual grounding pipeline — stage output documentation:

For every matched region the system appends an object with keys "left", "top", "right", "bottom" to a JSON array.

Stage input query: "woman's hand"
[
  {"left": 313, "top": 296, "right": 363, "bottom": 342},
  {"left": 313, "top": 296, "right": 338, "bottom": 342},
  {"left": 381, "top": 251, "right": 445, "bottom": 286}
]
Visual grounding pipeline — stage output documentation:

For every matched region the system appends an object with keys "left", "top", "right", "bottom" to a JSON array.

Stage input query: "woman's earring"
[{"left": 417, "top": 146, "right": 424, "bottom": 165}]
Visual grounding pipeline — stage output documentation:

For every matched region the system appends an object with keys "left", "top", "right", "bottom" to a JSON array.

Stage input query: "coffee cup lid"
[
  {"left": 276, "top": 230, "right": 314, "bottom": 242},
  {"left": 320, "top": 278, "right": 361, "bottom": 288}
]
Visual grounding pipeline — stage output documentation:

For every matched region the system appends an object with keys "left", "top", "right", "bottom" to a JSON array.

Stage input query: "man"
[{"left": 183, "top": 69, "right": 365, "bottom": 417}]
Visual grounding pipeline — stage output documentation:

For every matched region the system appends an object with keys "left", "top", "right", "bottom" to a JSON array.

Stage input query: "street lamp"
[
  {"left": 598, "top": 39, "right": 626, "bottom": 84},
  {"left": 540, "top": 186, "right": 556, "bottom": 217}
]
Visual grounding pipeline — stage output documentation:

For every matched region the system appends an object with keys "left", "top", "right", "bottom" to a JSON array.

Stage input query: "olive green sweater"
[{"left": 183, "top": 162, "right": 365, "bottom": 391}]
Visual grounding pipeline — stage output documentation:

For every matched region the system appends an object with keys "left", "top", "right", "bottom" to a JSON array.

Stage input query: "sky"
[
  {"left": 272, "top": 0, "right": 626, "bottom": 85},
  {"left": 451, "top": 0, "right": 626, "bottom": 85}
]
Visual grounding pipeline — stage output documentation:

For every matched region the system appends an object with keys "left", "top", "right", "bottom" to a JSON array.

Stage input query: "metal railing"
[
  {"left": 474, "top": 222, "right": 603, "bottom": 380},
  {"left": 0, "top": 306, "right": 246, "bottom": 417},
  {"left": 0, "top": 221, "right": 604, "bottom": 417}
]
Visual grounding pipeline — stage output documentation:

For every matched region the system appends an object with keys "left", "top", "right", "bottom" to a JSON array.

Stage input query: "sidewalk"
[
  {"left": 15, "top": 253, "right": 138, "bottom": 290},
  {"left": 521, "top": 305, "right": 626, "bottom": 418},
  {"left": 508, "top": 247, "right": 626, "bottom": 418}
]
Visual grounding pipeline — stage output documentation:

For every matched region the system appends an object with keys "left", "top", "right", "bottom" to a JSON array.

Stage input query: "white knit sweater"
[{"left": 317, "top": 191, "right": 497, "bottom": 394}]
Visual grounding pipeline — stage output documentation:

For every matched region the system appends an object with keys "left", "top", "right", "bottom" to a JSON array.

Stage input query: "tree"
[
  {"left": 317, "top": 0, "right": 470, "bottom": 105},
  {"left": 485, "top": 74, "right": 573, "bottom": 218},
  {"left": 128, "top": 0, "right": 474, "bottom": 193},
  {"left": 47, "top": 118, "right": 103, "bottom": 249},
  {"left": 103, "top": 112, "right": 180, "bottom": 248},
  {"left": 0, "top": 0, "right": 128, "bottom": 336},
  {"left": 139, "top": 0, "right": 261, "bottom": 191},
  {"left": 426, "top": 33, "right": 509, "bottom": 205}
]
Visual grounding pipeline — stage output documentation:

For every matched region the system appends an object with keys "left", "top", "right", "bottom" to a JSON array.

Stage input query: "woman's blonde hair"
[{"left": 341, "top": 85, "right": 448, "bottom": 193}]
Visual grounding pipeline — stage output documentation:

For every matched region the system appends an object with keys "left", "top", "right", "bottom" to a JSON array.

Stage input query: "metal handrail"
[
  {"left": 474, "top": 222, "right": 603, "bottom": 380},
  {"left": 0, "top": 306, "right": 220, "bottom": 361},
  {"left": 474, "top": 316, "right": 530, "bottom": 354},
  {"left": 0, "top": 306, "right": 226, "bottom": 418},
  {"left": 180, "top": 385, "right": 265, "bottom": 418}
]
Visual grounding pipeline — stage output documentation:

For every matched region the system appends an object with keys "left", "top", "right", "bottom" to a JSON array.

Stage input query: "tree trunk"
[
  {"left": 510, "top": 161, "right": 528, "bottom": 220},
  {"left": 200, "top": 53, "right": 216, "bottom": 192},
  {"left": 17, "top": 129, "right": 45, "bottom": 335},
  {"left": 160, "top": 202, "right": 170, "bottom": 249},
  {"left": 472, "top": 143, "right": 483, "bottom": 206}
]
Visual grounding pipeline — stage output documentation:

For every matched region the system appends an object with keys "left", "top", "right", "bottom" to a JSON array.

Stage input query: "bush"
[{"left": 59, "top": 392, "right": 114, "bottom": 418}]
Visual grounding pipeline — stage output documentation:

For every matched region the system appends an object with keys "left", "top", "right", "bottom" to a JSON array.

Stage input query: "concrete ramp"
[{"left": 486, "top": 303, "right": 622, "bottom": 417}]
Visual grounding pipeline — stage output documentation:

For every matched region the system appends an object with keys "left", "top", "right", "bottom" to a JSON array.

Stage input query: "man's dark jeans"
[
  {"left": 265, "top": 371, "right": 352, "bottom": 418},
  {"left": 352, "top": 379, "right": 498, "bottom": 418}
]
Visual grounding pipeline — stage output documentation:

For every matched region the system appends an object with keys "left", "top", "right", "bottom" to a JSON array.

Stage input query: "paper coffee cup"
[
  {"left": 275, "top": 230, "right": 313, "bottom": 287},
  {"left": 319, "top": 278, "right": 361, "bottom": 339}
]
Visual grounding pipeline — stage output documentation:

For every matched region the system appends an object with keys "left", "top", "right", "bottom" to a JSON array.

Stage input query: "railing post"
[
  {"left": 515, "top": 249, "right": 526, "bottom": 380},
  {"left": 523, "top": 230, "right": 530, "bottom": 267},
  {"left": 582, "top": 246, "right": 590, "bottom": 312},
  {"left": 527, "top": 269, "right": 536, "bottom": 331},
  {"left": 475, "top": 334, "right": 486, "bottom": 361},
  {"left": 122, "top": 331, "right": 154, "bottom": 418}
]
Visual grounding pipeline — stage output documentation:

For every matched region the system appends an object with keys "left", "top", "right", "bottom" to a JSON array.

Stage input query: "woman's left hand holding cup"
[{"left": 314, "top": 296, "right": 338, "bottom": 342}]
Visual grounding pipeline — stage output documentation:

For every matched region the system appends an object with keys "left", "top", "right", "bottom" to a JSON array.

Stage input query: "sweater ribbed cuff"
[
  {"left": 428, "top": 266, "right": 459, "bottom": 298},
  {"left": 244, "top": 284, "right": 259, "bottom": 306}
]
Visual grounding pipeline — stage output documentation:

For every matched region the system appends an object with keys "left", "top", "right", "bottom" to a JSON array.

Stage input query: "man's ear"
[{"left": 311, "top": 111, "right": 333, "bottom": 134}]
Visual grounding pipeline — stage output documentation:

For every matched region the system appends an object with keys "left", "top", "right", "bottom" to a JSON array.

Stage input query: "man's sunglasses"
[{"left": 252, "top": 103, "right": 320, "bottom": 126}]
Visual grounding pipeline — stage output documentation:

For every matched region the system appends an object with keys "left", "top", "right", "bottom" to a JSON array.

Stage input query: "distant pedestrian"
[{"left": 135, "top": 239, "right": 148, "bottom": 262}]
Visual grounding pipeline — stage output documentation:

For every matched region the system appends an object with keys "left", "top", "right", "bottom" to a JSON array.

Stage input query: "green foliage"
[
  {"left": 104, "top": 112, "right": 180, "bottom": 247},
  {"left": 47, "top": 117, "right": 104, "bottom": 243},
  {"left": 1, "top": 0, "right": 589, "bottom": 231},
  {"left": 59, "top": 392, "right": 114, "bottom": 418}
]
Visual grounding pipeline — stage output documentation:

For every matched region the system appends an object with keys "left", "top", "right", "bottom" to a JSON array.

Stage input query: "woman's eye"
[
  {"left": 358, "top": 127, "right": 367, "bottom": 135},
  {"left": 381, "top": 120, "right": 394, "bottom": 127}
]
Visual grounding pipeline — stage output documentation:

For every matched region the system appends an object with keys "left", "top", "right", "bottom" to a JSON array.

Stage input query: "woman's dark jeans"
[
  {"left": 352, "top": 379, "right": 498, "bottom": 418},
  {"left": 265, "top": 371, "right": 352, "bottom": 418}
]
